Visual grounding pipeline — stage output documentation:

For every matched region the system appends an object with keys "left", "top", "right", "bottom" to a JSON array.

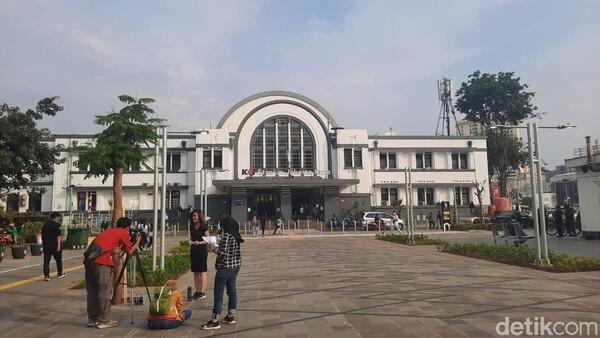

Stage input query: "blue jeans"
[
  {"left": 213, "top": 267, "right": 239, "bottom": 315},
  {"left": 147, "top": 309, "right": 192, "bottom": 330}
]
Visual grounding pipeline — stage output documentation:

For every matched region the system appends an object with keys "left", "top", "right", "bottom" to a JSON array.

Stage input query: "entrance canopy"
[{"left": 213, "top": 177, "right": 359, "bottom": 189}]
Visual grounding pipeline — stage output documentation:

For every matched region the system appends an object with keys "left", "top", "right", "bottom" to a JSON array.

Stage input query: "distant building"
[{"left": 565, "top": 137, "right": 600, "bottom": 239}]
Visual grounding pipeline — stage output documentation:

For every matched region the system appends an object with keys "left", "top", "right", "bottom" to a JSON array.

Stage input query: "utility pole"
[
  {"left": 533, "top": 123, "right": 550, "bottom": 264},
  {"left": 527, "top": 123, "right": 543, "bottom": 264},
  {"left": 160, "top": 127, "right": 167, "bottom": 270},
  {"left": 152, "top": 129, "right": 159, "bottom": 271}
]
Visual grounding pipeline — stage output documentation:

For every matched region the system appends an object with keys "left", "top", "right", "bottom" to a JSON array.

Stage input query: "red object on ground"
[{"left": 493, "top": 198, "right": 511, "bottom": 212}]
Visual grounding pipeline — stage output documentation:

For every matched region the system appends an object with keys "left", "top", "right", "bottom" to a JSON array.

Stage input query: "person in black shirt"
[
  {"left": 189, "top": 210, "right": 209, "bottom": 300},
  {"left": 42, "top": 212, "right": 65, "bottom": 281}
]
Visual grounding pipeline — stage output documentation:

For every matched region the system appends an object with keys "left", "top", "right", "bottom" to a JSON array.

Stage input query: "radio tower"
[{"left": 435, "top": 78, "right": 461, "bottom": 136}]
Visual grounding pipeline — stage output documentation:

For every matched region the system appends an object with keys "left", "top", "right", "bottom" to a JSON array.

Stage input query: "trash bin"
[{"left": 64, "top": 228, "right": 90, "bottom": 249}]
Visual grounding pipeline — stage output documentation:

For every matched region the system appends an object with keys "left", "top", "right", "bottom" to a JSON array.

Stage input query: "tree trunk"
[
  {"left": 111, "top": 167, "right": 126, "bottom": 305},
  {"left": 478, "top": 194, "right": 485, "bottom": 222}
]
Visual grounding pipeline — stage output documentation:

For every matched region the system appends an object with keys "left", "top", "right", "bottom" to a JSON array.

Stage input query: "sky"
[{"left": 1, "top": 0, "right": 599, "bottom": 167}]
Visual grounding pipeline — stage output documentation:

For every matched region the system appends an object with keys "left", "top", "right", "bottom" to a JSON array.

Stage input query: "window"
[
  {"left": 77, "top": 191, "right": 97, "bottom": 211},
  {"left": 213, "top": 150, "right": 222, "bottom": 169},
  {"left": 250, "top": 116, "right": 315, "bottom": 170},
  {"left": 344, "top": 148, "right": 363, "bottom": 168},
  {"left": 203, "top": 150, "right": 211, "bottom": 168},
  {"left": 451, "top": 153, "right": 468, "bottom": 169},
  {"left": 416, "top": 152, "right": 433, "bottom": 169},
  {"left": 455, "top": 187, "right": 470, "bottom": 205},
  {"left": 166, "top": 190, "right": 181, "bottom": 210},
  {"left": 167, "top": 153, "right": 181, "bottom": 172},
  {"left": 417, "top": 188, "right": 434, "bottom": 206},
  {"left": 379, "top": 152, "right": 397, "bottom": 169},
  {"left": 344, "top": 149, "right": 353, "bottom": 167},
  {"left": 381, "top": 187, "right": 399, "bottom": 205},
  {"left": 354, "top": 149, "right": 362, "bottom": 167},
  {"left": 28, "top": 192, "right": 42, "bottom": 212}
]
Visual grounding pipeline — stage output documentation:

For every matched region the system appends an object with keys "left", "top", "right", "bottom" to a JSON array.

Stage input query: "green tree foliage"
[
  {"left": 0, "top": 97, "right": 64, "bottom": 193},
  {"left": 455, "top": 71, "right": 537, "bottom": 197},
  {"left": 77, "top": 95, "right": 163, "bottom": 225}
]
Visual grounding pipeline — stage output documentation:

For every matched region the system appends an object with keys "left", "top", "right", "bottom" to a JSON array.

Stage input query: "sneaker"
[
  {"left": 201, "top": 320, "right": 221, "bottom": 330},
  {"left": 44, "top": 276, "right": 50, "bottom": 281},
  {"left": 96, "top": 320, "right": 119, "bottom": 329},
  {"left": 57, "top": 273, "right": 67, "bottom": 279},
  {"left": 192, "top": 292, "right": 202, "bottom": 300},
  {"left": 197, "top": 292, "right": 207, "bottom": 300},
  {"left": 87, "top": 320, "right": 98, "bottom": 327},
  {"left": 222, "top": 315, "right": 236, "bottom": 324}
]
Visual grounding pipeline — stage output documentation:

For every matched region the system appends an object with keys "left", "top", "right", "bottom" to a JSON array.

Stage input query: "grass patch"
[
  {"left": 376, "top": 233, "right": 445, "bottom": 246},
  {"left": 439, "top": 242, "right": 600, "bottom": 273}
]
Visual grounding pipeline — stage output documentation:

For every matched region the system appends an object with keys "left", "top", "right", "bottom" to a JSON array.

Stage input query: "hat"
[{"left": 165, "top": 279, "right": 177, "bottom": 290}]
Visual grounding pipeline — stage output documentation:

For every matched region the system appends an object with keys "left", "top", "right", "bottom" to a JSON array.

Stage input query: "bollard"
[{"left": 378, "top": 222, "right": 381, "bottom": 234}]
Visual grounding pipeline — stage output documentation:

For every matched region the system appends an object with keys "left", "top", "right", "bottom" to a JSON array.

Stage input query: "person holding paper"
[{"left": 189, "top": 210, "right": 209, "bottom": 300}]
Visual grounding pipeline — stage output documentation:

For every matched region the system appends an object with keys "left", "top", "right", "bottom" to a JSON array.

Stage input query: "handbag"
[{"left": 83, "top": 240, "right": 107, "bottom": 262}]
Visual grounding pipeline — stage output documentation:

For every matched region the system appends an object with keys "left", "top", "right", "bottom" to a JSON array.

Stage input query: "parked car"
[{"left": 361, "top": 212, "right": 403, "bottom": 230}]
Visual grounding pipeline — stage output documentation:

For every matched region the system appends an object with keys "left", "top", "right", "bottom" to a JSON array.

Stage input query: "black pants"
[
  {"left": 43, "top": 248, "right": 63, "bottom": 277},
  {"left": 260, "top": 223, "right": 266, "bottom": 236}
]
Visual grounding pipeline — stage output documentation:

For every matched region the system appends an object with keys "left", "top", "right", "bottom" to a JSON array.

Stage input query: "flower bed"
[{"left": 376, "top": 233, "right": 445, "bottom": 246}]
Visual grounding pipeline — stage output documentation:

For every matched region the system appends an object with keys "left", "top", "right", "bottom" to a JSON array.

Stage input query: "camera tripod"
[{"left": 114, "top": 251, "right": 152, "bottom": 324}]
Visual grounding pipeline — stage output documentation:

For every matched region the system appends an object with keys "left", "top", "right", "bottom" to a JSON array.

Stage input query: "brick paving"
[{"left": 0, "top": 236, "right": 599, "bottom": 337}]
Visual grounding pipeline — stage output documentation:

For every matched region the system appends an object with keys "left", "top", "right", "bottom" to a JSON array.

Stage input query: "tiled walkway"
[{"left": 1, "top": 236, "right": 599, "bottom": 337}]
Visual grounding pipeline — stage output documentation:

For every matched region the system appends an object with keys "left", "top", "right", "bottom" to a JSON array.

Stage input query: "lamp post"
[{"left": 489, "top": 122, "right": 575, "bottom": 265}]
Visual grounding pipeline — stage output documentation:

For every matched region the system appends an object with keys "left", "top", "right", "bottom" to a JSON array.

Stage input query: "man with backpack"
[
  {"left": 147, "top": 279, "right": 192, "bottom": 329},
  {"left": 84, "top": 217, "right": 141, "bottom": 329}
]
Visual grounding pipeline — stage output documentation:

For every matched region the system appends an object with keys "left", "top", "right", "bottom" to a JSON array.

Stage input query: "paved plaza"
[{"left": 1, "top": 235, "right": 600, "bottom": 337}]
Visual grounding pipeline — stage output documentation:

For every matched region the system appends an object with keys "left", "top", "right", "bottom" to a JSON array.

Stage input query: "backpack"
[{"left": 149, "top": 286, "right": 173, "bottom": 316}]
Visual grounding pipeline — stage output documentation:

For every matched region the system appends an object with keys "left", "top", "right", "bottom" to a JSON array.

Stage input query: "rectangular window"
[
  {"left": 380, "top": 188, "right": 389, "bottom": 205},
  {"left": 344, "top": 148, "right": 353, "bottom": 168},
  {"left": 390, "top": 188, "right": 398, "bottom": 203},
  {"left": 379, "top": 153, "right": 387, "bottom": 169},
  {"left": 417, "top": 152, "right": 433, "bottom": 168},
  {"left": 264, "top": 119, "right": 276, "bottom": 169},
  {"left": 203, "top": 150, "right": 211, "bottom": 168},
  {"left": 167, "top": 153, "right": 181, "bottom": 172},
  {"left": 168, "top": 190, "right": 180, "bottom": 210},
  {"left": 213, "top": 150, "right": 223, "bottom": 169},
  {"left": 455, "top": 187, "right": 470, "bottom": 205},
  {"left": 77, "top": 191, "right": 96, "bottom": 211},
  {"left": 354, "top": 149, "right": 362, "bottom": 167},
  {"left": 417, "top": 188, "right": 434, "bottom": 206},
  {"left": 452, "top": 153, "right": 468, "bottom": 169},
  {"left": 379, "top": 153, "right": 397, "bottom": 169}
]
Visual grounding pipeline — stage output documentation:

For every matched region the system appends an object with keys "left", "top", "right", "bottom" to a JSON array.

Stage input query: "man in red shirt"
[{"left": 86, "top": 217, "right": 141, "bottom": 329}]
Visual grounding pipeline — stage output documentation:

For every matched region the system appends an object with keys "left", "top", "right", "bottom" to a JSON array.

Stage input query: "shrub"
[
  {"left": 135, "top": 242, "right": 191, "bottom": 286},
  {"left": 376, "top": 233, "right": 445, "bottom": 246},
  {"left": 439, "top": 243, "right": 600, "bottom": 273}
]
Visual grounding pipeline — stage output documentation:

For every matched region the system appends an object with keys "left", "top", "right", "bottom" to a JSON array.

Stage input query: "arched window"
[{"left": 251, "top": 116, "right": 315, "bottom": 170}]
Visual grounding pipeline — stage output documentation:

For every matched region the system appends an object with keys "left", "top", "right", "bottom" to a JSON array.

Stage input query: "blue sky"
[{"left": 1, "top": 0, "right": 599, "bottom": 166}]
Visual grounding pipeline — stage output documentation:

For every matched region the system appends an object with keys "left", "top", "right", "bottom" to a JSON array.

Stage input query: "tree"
[
  {"left": 0, "top": 97, "right": 64, "bottom": 195},
  {"left": 455, "top": 71, "right": 536, "bottom": 197},
  {"left": 77, "top": 95, "right": 162, "bottom": 305},
  {"left": 473, "top": 179, "right": 486, "bottom": 222},
  {"left": 77, "top": 95, "right": 163, "bottom": 226}
]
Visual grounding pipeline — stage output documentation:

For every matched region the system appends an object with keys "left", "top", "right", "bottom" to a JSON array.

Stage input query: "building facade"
[{"left": 2, "top": 91, "right": 490, "bottom": 224}]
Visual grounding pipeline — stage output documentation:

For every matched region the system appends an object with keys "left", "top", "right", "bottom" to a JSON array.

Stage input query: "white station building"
[{"left": 3, "top": 91, "right": 490, "bottom": 224}]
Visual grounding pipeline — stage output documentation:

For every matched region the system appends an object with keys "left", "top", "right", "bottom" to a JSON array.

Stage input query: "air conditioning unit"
[{"left": 382, "top": 201, "right": 388, "bottom": 206}]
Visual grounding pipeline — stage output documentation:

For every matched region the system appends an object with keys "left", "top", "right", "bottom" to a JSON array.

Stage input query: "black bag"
[{"left": 83, "top": 241, "right": 104, "bottom": 262}]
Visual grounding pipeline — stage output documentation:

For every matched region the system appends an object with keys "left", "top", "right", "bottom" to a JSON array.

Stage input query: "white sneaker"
[
  {"left": 57, "top": 273, "right": 67, "bottom": 279},
  {"left": 97, "top": 320, "right": 119, "bottom": 329}
]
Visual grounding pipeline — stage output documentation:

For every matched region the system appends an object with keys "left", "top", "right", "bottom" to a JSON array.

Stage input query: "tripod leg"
[
  {"left": 114, "top": 253, "right": 131, "bottom": 289},
  {"left": 135, "top": 252, "right": 153, "bottom": 302}
]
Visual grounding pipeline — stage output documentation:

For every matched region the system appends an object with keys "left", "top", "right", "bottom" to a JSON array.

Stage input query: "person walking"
[
  {"left": 427, "top": 213, "right": 435, "bottom": 230},
  {"left": 554, "top": 205, "right": 564, "bottom": 237},
  {"left": 250, "top": 215, "right": 258, "bottom": 237},
  {"left": 42, "top": 212, "right": 66, "bottom": 281},
  {"left": 260, "top": 215, "right": 266, "bottom": 237},
  {"left": 391, "top": 211, "right": 402, "bottom": 233},
  {"left": 202, "top": 216, "right": 244, "bottom": 330},
  {"left": 564, "top": 204, "right": 576, "bottom": 237},
  {"left": 85, "top": 217, "right": 141, "bottom": 329},
  {"left": 189, "top": 210, "right": 209, "bottom": 300},
  {"left": 436, "top": 211, "right": 442, "bottom": 230}
]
